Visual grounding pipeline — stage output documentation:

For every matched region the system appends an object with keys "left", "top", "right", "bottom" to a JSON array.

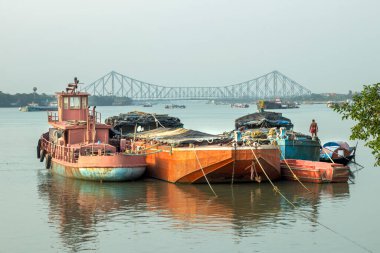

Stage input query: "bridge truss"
[{"left": 82, "top": 70, "right": 311, "bottom": 100}]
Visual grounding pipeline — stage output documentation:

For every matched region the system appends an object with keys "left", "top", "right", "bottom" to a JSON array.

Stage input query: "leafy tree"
[{"left": 334, "top": 83, "right": 380, "bottom": 166}]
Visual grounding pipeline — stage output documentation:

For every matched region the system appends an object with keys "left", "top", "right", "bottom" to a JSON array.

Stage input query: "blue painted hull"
[
  {"left": 277, "top": 139, "right": 320, "bottom": 161},
  {"left": 51, "top": 161, "right": 146, "bottom": 182}
]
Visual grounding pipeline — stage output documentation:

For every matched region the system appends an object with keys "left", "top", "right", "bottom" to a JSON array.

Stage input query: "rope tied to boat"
[
  {"left": 248, "top": 144, "right": 296, "bottom": 208},
  {"left": 193, "top": 148, "right": 218, "bottom": 197},
  {"left": 271, "top": 140, "right": 311, "bottom": 193},
  {"left": 231, "top": 142, "right": 236, "bottom": 185},
  {"left": 149, "top": 113, "right": 166, "bottom": 128},
  {"left": 272, "top": 185, "right": 280, "bottom": 194},
  {"left": 248, "top": 143, "right": 373, "bottom": 253}
]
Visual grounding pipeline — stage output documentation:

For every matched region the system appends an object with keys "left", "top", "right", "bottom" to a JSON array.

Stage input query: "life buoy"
[
  {"left": 40, "top": 149, "right": 46, "bottom": 162},
  {"left": 37, "top": 139, "right": 41, "bottom": 159},
  {"left": 45, "top": 154, "right": 52, "bottom": 169}
]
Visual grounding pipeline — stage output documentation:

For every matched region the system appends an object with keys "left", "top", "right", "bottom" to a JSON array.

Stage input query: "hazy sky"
[{"left": 1, "top": 0, "right": 379, "bottom": 94}]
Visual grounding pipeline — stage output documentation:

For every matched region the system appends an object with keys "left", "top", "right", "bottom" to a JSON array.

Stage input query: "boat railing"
[
  {"left": 78, "top": 143, "right": 115, "bottom": 156},
  {"left": 47, "top": 111, "right": 59, "bottom": 122},
  {"left": 41, "top": 137, "right": 78, "bottom": 163},
  {"left": 89, "top": 110, "right": 102, "bottom": 124},
  {"left": 41, "top": 137, "right": 149, "bottom": 163}
]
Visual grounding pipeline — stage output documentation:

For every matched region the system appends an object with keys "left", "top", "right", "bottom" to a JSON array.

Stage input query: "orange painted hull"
[
  {"left": 145, "top": 145, "right": 281, "bottom": 183},
  {"left": 281, "top": 159, "right": 350, "bottom": 183}
]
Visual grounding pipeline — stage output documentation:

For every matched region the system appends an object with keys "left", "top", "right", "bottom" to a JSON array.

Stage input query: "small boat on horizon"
[
  {"left": 257, "top": 99, "right": 299, "bottom": 110},
  {"left": 142, "top": 102, "right": 153, "bottom": 107},
  {"left": 37, "top": 78, "right": 146, "bottom": 182},
  {"left": 231, "top": 103, "right": 249, "bottom": 108},
  {"left": 165, "top": 104, "right": 186, "bottom": 109},
  {"left": 19, "top": 102, "right": 58, "bottom": 112}
]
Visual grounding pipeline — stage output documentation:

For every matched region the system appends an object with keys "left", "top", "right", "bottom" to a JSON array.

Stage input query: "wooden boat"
[
  {"left": 281, "top": 159, "right": 350, "bottom": 183},
  {"left": 134, "top": 128, "right": 281, "bottom": 183},
  {"left": 320, "top": 141, "right": 356, "bottom": 165},
  {"left": 37, "top": 78, "right": 146, "bottom": 182}
]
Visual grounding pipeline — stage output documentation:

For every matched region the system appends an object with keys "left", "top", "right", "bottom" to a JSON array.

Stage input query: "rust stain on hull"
[{"left": 51, "top": 160, "right": 145, "bottom": 182}]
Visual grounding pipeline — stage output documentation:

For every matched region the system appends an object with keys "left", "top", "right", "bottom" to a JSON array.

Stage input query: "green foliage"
[{"left": 334, "top": 83, "right": 380, "bottom": 166}]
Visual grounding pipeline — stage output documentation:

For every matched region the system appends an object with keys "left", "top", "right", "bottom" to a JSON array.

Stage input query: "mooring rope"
[
  {"left": 193, "top": 148, "right": 218, "bottom": 197},
  {"left": 231, "top": 143, "right": 236, "bottom": 185},
  {"left": 249, "top": 146, "right": 295, "bottom": 206},
  {"left": 149, "top": 113, "right": 166, "bottom": 128},
  {"left": 321, "top": 147, "right": 335, "bottom": 163},
  {"left": 272, "top": 142, "right": 311, "bottom": 192},
  {"left": 248, "top": 144, "right": 372, "bottom": 253}
]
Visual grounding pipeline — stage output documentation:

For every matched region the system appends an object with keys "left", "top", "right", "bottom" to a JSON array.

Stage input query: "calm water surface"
[{"left": 0, "top": 103, "right": 379, "bottom": 253}]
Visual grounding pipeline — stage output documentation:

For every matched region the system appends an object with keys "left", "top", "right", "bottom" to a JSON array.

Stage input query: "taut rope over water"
[
  {"left": 274, "top": 144, "right": 311, "bottom": 193},
  {"left": 193, "top": 148, "right": 218, "bottom": 197},
  {"left": 249, "top": 144, "right": 372, "bottom": 253},
  {"left": 231, "top": 142, "right": 236, "bottom": 185}
]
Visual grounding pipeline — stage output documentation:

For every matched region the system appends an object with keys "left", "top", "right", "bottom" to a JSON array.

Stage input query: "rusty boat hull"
[
  {"left": 145, "top": 145, "right": 281, "bottom": 183},
  {"left": 50, "top": 155, "right": 146, "bottom": 182},
  {"left": 281, "top": 159, "right": 350, "bottom": 183}
]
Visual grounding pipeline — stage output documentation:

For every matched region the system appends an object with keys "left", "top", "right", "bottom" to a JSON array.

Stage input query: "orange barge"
[
  {"left": 281, "top": 159, "right": 350, "bottom": 183},
  {"left": 134, "top": 129, "right": 281, "bottom": 183},
  {"left": 37, "top": 78, "right": 146, "bottom": 181}
]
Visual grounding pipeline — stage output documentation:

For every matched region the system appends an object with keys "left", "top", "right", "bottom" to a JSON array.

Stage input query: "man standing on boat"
[{"left": 309, "top": 119, "right": 318, "bottom": 139}]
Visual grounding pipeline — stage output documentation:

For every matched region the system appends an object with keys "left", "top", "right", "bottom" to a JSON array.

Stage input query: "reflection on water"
[
  {"left": 37, "top": 171, "right": 349, "bottom": 251},
  {"left": 37, "top": 172, "right": 148, "bottom": 252}
]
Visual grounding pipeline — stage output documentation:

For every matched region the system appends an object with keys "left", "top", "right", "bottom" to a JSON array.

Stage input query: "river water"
[{"left": 0, "top": 103, "right": 378, "bottom": 253}]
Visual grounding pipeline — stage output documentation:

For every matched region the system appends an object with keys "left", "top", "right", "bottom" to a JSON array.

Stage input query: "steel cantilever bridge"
[{"left": 82, "top": 70, "right": 311, "bottom": 100}]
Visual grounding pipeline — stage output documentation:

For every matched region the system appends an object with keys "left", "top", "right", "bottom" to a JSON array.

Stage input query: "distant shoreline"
[{"left": 0, "top": 91, "right": 352, "bottom": 108}]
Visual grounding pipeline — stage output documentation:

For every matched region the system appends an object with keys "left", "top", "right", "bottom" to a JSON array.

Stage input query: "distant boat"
[
  {"left": 19, "top": 102, "right": 58, "bottom": 112},
  {"left": 320, "top": 141, "right": 356, "bottom": 165},
  {"left": 326, "top": 101, "right": 346, "bottom": 108},
  {"left": 257, "top": 99, "right": 299, "bottom": 110},
  {"left": 231, "top": 103, "right": 249, "bottom": 108},
  {"left": 142, "top": 103, "right": 153, "bottom": 107},
  {"left": 165, "top": 104, "right": 186, "bottom": 109},
  {"left": 281, "top": 159, "right": 350, "bottom": 183}
]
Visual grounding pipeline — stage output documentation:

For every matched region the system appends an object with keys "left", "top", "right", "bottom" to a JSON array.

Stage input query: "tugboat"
[{"left": 37, "top": 78, "right": 146, "bottom": 181}]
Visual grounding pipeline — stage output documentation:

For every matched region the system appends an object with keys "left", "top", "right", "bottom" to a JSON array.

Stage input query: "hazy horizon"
[{"left": 1, "top": 0, "right": 379, "bottom": 94}]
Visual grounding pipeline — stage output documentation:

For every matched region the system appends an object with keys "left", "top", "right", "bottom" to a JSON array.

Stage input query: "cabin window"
[
  {"left": 81, "top": 97, "right": 87, "bottom": 109},
  {"left": 63, "top": 97, "right": 69, "bottom": 109},
  {"left": 69, "top": 97, "right": 81, "bottom": 109}
]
